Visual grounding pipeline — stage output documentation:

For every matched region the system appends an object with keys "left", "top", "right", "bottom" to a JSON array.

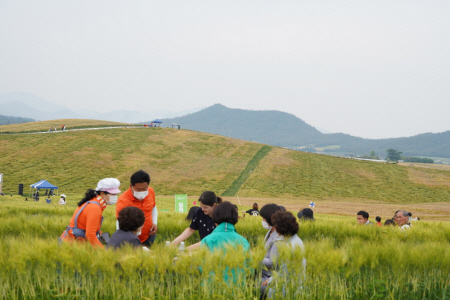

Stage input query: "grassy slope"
[{"left": 1, "top": 122, "right": 450, "bottom": 203}]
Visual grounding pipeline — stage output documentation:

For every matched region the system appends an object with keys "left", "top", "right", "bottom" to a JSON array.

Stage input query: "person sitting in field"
[
  {"left": 297, "top": 208, "right": 315, "bottom": 221},
  {"left": 185, "top": 206, "right": 200, "bottom": 221},
  {"left": 242, "top": 203, "right": 260, "bottom": 217},
  {"left": 172, "top": 191, "right": 222, "bottom": 251},
  {"left": 261, "top": 211, "right": 306, "bottom": 299},
  {"left": 107, "top": 206, "right": 145, "bottom": 250},
  {"left": 384, "top": 219, "right": 396, "bottom": 226},
  {"left": 408, "top": 212, "right": 420, "bottom": 222},
  {"left": 375, "top": 216, "right": 382, "bottom": 227},
  {"left": 59, "top": 195, "right": 66, "bottom": 205},
  {"left": 201, "top": 201, "right": 250, "bottom": 283},
  {"left": 356, "top": 211, "right": 373, "bottom": 225},
  {"left": 394, "top": 210, "right": 412, "bottom": 230}
]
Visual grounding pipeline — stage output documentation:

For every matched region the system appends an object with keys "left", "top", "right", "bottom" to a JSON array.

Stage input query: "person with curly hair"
[
  {"left": 260, "top": 211, "right": 306, "bottom": 299},
  {"left": 107, "top": 206, "right": 146, "bottom": 249}
]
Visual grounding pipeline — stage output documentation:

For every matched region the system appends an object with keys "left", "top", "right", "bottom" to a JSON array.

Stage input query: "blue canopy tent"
[
  {"left": 30, "top": 180, "right": 58, "bottom": 198},
  {"left": 151, "top": 119, "right": 163, "bottom": 127}
]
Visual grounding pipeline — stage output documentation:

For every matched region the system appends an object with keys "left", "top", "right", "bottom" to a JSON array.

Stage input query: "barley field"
[{"left": 1, "top": 195, "right": 449, "bottom": 299}]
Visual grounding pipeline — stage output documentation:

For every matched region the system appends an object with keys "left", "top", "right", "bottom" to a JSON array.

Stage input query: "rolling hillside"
[
  {"left": 160, "top": 104, "right": 450, "bottom": 158},
  {"left": 1, "top": 120, "right": 450, "bottom": 203}
]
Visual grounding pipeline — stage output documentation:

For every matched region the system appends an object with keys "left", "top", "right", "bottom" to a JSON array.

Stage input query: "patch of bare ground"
[
  {"left": 217, "top": 196, "right": 450, "bottom": 221},
  {"left": 407, "top": 168, "right": 450, "bottom": 187},
  {"left": 399, "top": 162, "right": 450, "bottom": 171}
]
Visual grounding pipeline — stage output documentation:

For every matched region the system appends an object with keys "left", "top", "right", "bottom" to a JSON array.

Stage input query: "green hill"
[
  {"left": 1, "top": 122, "right": 450, "bottom": 203},
  {"left": 0, "top": 114, "right": 35, "bottom": 126},
  {"left": 160, "top": 104, "right": 450, "bottom": 158}
]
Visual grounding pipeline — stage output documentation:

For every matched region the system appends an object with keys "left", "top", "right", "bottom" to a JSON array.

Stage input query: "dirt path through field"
[{"left": 219, "top": 196, "right": 450, "bottom": 221}]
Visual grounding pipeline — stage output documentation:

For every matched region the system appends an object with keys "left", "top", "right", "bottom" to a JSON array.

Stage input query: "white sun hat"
[{"left": 95, "top": 178, "right": 121, "bottom": 194}]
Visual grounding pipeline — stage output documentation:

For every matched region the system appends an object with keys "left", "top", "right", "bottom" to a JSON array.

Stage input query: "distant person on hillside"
[
  {"left": 25, "top": 198, "right": 28, "bottom": 201},
  {"left": 242, "top": 203, "right": 259, "bottom": 217},
  {"left": 107, "top": 206, "right": 146, "bottom": 250},
  {"left": 356, "top": 211, "right": 373, "bottom": 225},
  {"left": 46, "top": 197, "right": 51, "bottom": 204},
  {"left": 59, "top": 178, "right": 121, "bottom": 248},
  {"left": 297, "top": 208, "right": 315, "bottom": 221},
  {"left": 384, "top": 219, "right": 396, "bottom": 226},
  {"left": 185, "top": 206, "right": 200, "bottom": 221},
  {"left": 394, "top": 210, "right": 411, "bottom": 230},
  {"left": 172, "top": 191, "right": 222, "bottom": 251},
  {"left": 116, "top": 170, "right": 157, "bottom": 248},
  {"left": 375, "top": 216, "right": 382, "bottom": 227}
]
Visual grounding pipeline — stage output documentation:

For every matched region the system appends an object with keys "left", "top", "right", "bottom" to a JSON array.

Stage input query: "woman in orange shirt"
[{"left": 60, "top": 178, "right": 121, "bottom": 248}]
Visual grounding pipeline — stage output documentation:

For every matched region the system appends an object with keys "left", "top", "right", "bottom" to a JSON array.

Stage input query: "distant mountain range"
[
  {"left": 0, "top": 92, "right": 202, "bottom": 123},
  {"left": 161, "top": 104, "right": 450, "bottom": 159}
]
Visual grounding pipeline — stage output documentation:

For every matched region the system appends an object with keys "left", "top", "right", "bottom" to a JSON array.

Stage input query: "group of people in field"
[
  {"left": 356, "top": 210, "right": 419, "bottom": 230},
  {"left": 59, "top": 170, "right": 308, "bottom": 298}
]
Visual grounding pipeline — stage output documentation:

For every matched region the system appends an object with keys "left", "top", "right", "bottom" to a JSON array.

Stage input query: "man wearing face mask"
[
  {"left": 59, "top": 178, "right": 121, "bottom": 248},
  {"left": 116, "top": 170, "right": 157, "bottom": 247}
]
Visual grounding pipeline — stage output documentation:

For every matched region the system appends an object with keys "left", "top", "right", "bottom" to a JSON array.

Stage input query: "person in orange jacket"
[
  {"left": 60, "top": 178, "right": 121, "bottom": 248},
  {"left": 116, "top": 170, "right": 157, "bottom": 247}
]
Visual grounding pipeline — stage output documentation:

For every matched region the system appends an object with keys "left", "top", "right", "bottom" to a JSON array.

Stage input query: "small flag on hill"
[{"left": 309, "top": 202, "right": 315, "bottom": 209}]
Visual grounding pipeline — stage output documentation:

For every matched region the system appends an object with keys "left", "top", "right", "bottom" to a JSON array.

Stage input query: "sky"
[{"left": 1, "top": 1, "right": 449, "bottom": 139}]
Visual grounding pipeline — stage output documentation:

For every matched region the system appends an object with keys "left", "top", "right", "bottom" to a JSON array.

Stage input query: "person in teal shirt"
[{"left": 201, "top": 201, "right": 250, "bottom": 285}]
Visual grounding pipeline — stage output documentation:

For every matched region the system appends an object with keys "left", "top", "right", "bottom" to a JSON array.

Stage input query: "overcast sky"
[{"left": 1, "top": 1, "right": 449, "bottom": 139}]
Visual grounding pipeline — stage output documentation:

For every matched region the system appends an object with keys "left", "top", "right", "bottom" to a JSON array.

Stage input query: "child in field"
[
  {"left": 107, "top": 206, "right": 145, "bottom": 250},
  {"left": 375, "top": 216, "right": 382, "bottom": 227}
]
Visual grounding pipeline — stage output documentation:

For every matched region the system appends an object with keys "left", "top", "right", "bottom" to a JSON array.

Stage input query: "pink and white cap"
[{"left": 96, "top": 178, "right": 121, "bottom": 194}]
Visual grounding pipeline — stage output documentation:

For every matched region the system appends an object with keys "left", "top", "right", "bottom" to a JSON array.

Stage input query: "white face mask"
[
  {"left": 133, "top": 188, "right": 148, "bottom": 200},
  {"left": 262, "top": 220, "right": 272, "bottom": 230},
  {"left": 106, "top": 194, "right": 118, "bottom": 205}
]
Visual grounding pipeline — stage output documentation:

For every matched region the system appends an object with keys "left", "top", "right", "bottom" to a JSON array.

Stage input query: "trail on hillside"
[
  {"left": 0, "top": 125, "right": 141, "bottom": 135},
  {"left": 222, "top": 145, "right": 272, "bottom": 197}
]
